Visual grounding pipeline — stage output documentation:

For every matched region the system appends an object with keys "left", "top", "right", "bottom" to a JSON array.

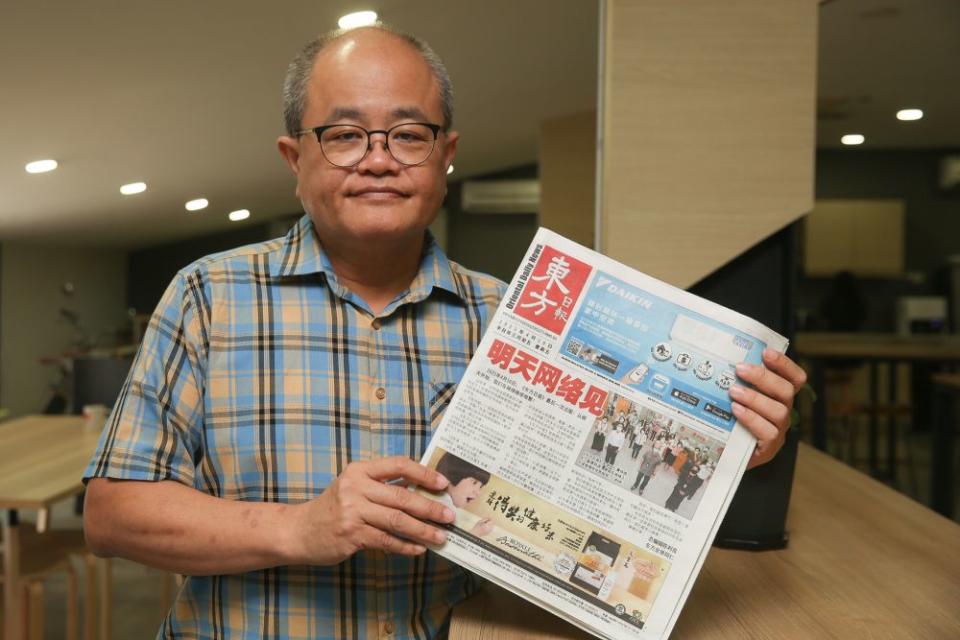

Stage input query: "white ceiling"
[
  {"left": 0, "top": 0, "right": 599, "bottom": 247},
  {"left": 1, "top": 0, "right": 956, "bottom": 248},
  {"left": 816, "top": 0, "right": 960, "bottom": 149}
]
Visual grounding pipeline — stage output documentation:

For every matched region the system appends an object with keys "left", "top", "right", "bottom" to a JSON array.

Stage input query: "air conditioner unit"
[
  {"left": 940, "top": 155, "right": 960, "bottom": 192},
  {"left": 461, "top": 179, "right": 540, "bottom": 214}
]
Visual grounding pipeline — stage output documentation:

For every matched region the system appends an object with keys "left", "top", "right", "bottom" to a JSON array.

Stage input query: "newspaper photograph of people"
[
  {"left": 577, "top": 397, "right": 724, "bottom": 521},
  {"left": 419, "top": 228, "right": 788, "bottom": 640}
]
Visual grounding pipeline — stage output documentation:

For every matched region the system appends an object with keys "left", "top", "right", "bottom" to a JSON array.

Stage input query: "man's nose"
[{"left": 357, "top": 132, "right": 398, "bottom": 172}]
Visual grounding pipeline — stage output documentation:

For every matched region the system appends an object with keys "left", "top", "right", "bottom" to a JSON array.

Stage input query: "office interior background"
[{"left": 1, "top": 0, "right": 959, "bottom": 637}]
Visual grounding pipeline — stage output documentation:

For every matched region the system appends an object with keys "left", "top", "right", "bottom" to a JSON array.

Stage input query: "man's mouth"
[{"left": 349, "top": 187, "right": 408, "bottom": 199}]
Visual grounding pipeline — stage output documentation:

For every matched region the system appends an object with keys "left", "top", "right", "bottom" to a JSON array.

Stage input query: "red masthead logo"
[{"left": 514, "top": 246, "right": 590, "bottom": 335}]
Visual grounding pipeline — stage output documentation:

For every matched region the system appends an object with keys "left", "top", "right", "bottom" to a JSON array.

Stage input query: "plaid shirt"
[{"left": 85, "top": 214, "right": 505, "bottom": 639}]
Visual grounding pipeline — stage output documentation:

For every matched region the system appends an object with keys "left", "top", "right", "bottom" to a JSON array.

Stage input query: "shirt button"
[
  {"left": 375, "top": 387, "right": 386, "bottom": 400},
  {"left": 383, "top": 621, "right": 396, "bottom": 634},
  {"left": 372, "top": 318, "right": 382, "bottom": 330}
]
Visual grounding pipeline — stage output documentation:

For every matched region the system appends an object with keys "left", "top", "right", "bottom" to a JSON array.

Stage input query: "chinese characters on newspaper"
[{"left": 419, "top": 229, "right": 788, "bottom": 640}]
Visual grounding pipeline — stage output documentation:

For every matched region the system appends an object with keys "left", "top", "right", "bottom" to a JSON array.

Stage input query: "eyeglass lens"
[{"left": 319, "top": 124, "right": 436, "bottom": 167}]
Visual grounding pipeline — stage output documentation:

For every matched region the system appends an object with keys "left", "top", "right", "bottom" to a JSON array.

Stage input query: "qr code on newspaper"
[{"left": 565, "top": 337, "right": 584, "bottom": 357}]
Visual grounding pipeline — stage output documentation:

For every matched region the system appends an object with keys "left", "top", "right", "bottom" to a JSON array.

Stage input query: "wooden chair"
[
  {"left": 1, "top": 528, "right": 92, "bottom": 640},
  {"left": 824, "top": 367, "right": 918, "bottom": 496},
  {"left": 159, "top": 571, "right": 184, "bottom": 620}
]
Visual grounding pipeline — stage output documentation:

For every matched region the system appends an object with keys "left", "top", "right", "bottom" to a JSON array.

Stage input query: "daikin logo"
[{"left": 595, "top": 275, "right": 654, "bottom": 310}]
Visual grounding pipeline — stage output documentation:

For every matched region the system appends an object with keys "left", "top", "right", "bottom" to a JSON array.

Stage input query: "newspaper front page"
[{"left": 419, "top": 228, "right": 788, "bottom": 639}]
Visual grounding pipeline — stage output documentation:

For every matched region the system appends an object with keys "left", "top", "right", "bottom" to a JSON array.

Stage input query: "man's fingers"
[
  {"left": 360, "top": 524, "right": 428, "bottom": 556},
  {"left": 358, "top": 456, "right": 449, "bottom": 490},
  {"left": 735, "top": 361, "right": 796, "bottom": 407},
  {"left": 731, "top": 401, "right": 780, "bottom": 451},
  {"left": 365, "top": 504, "right": 448, "bottom": 547},
  {"left": 729, "top": 384, "right": 790, "bottom": 430},
  {"left": 365, "top": 482, "right": 456, "bottom": 524},
  {"left": 762, "top": 349, "right": 808, "bottom": 392}
]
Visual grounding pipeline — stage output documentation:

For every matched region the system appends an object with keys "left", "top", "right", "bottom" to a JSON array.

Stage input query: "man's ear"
[
  {"left": 441, "top": 130, "right": 459, "bottom": 174},
  {"left": 277, "top": 136, "right": 302, "bottom": 177}
]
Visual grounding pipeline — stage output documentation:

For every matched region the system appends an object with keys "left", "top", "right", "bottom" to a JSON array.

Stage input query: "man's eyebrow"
[
  {"left": 392, "top": 106, "right": 429, "bottom": 122},
  {"left": 324, "top": 106, "right": 432, "bottom": 124},
  {"left": 326, "top": 107, "right": 363, "bottom": 122}
]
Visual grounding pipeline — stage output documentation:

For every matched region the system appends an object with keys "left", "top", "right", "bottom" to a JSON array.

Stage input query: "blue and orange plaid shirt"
[{"left": 85, "top": 214, "right": 506, "bottom": 639}]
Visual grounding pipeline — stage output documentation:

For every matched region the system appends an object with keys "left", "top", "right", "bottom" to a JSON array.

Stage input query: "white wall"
[{"left": 1, "top": 244, "right": 128, "bottom": 417}]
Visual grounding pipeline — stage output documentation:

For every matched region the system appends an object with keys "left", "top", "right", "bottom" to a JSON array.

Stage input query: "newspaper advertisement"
[{"left": 419, "top": 228, "right": 788, "bottom": 640}]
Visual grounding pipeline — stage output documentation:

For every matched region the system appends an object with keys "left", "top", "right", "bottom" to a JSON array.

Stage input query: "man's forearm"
[
  {"left": 84, "top": 478, "right": 302, "bottom": 575},
  {"left": 85, "top": 457, "right": 455, "bottom": 573}
]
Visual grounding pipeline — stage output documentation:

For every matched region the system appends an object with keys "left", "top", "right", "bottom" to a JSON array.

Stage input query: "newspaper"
[{"left": 419, "top": 228, "right": 788, "bottom": 639}]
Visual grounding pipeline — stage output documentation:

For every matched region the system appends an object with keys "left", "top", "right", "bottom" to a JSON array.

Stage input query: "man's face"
[{"left": 278, "top": 30, "right": 457, "bottom": 248}]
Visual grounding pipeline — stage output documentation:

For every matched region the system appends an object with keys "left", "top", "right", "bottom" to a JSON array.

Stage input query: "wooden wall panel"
[
  {"left": 803, "top": 199, "right": 905, "bottom": 277},
  {"left": 600, "top": 0, "right": 818, "bottom": 288},
  {"left": 539, "top": 111, "right": 597, "bottom": 248}
]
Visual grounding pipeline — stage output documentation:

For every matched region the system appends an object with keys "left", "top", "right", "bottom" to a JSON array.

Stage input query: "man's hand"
[
  {"left": 291, "top": 457, "right": 455, "bottom": 564},
  {"left": 729, "top": 348, "right": 807, "bottom": 469}
]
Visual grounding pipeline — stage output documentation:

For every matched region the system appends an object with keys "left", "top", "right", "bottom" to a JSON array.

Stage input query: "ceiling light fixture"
[
  {"left": 120, "top": 182, "right": 147, "bottom": 195},
  {"left": 185, "top": 198, "right": 209, "bottom": 211},
  {"left": 896, "top": 108, "right": 923, "bottom": 121},
  {"left": 228, "top": 209, "right": 250, "bottom": 222},
  {"left": 25, "top": 159, "right": 58, "bottom": 174},
  {"left": 338, "top": 10, "right": 378, "bottom": 30},
  {"left": 841, "top": 134, "right": 865, "bottom": 146}
]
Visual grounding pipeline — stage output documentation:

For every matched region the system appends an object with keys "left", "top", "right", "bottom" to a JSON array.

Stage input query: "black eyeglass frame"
[{"left": 294, "top": 122, "right": 443, "bottom": 167}]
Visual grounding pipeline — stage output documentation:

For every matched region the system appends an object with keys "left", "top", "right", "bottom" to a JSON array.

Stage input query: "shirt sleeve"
[{"left": 84, "top": 268, "right": 208, "bottom": 486}]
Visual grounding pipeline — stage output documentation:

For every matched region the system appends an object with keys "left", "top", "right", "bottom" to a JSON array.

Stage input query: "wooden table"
[
  {"left": 451, "top": 444, "right": 960, "bottom": 639},
  {"left": 0, "top": 415, "right": 103, "bottom": 640},
  {"left": 794, "top": 332, "right": 960, "bottom": 513}
]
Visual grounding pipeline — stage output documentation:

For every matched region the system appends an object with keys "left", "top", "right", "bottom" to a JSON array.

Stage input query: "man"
[
  {"left": 590, "top": 414, "right": 608, "bottom": 452},
  {"left": 605, "top": 424, "right": 626, "bottom": 465},
  {"left": 629, "top": 415, "right": 645, "bottom": 459},
  {"left": 630, "top": 443, "right": 662, "bottom": 495},
  {"left": 83, "top": 24, "right": 807, "bottom": 639},
  {"left": 678, "top": 447, "right": 696, "bottom": 483},
  {"left": 665, "top": 463, "right": 702, "bottom": 513}
]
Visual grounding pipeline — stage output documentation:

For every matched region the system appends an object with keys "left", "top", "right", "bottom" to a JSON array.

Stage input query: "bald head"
[{"left": 282, "top": 25, "right": 453, "bottom": 136}]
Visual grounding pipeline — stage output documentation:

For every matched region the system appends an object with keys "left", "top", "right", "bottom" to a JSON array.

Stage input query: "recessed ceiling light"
[
  {"left": 896, "top": 108, "right": 923, "bottom": 121},
  {"left": 841, "top": 134, "right": 865, "bottom": 146},
  {"left": 446, "top": 164, "right": 455, "bottom": 175},
  {"left": 185, "top": 198, "right": 209, "bottom": 211},
  {"left": 120, "top": 182, "right": 147, "bottom": 195},
  {"left": 25, "top": 159, "right": 58, "bottom": 174},
  {"left": 228, "top": 209, "right": 250, "bottom": 222},
  {"left": 338, "top": 10, "right": 378, "bottom": 30}
]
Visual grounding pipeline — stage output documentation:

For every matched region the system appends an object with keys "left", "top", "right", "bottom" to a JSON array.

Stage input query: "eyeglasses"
[{"left": 295, "top": 122, "right": 442, "bottom": 168}]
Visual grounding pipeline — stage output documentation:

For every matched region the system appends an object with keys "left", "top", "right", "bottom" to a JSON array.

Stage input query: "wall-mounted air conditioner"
[
  {"left": 940, "top": 156, "right": 960, "bottom": 193},
  {"left": 461, "top": 179, "right": 540, "bottom": 214}
]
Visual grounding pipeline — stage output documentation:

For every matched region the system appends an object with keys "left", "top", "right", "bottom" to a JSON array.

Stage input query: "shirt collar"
[
  {"left": 269, "top": 214, "right": 328, "bottom": 278},
  {"left": 406, "top": 231, "right": 466, "bottom": 303},
  {"left": 270, "top": 214, "right": 468, "bottom": 303}
]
